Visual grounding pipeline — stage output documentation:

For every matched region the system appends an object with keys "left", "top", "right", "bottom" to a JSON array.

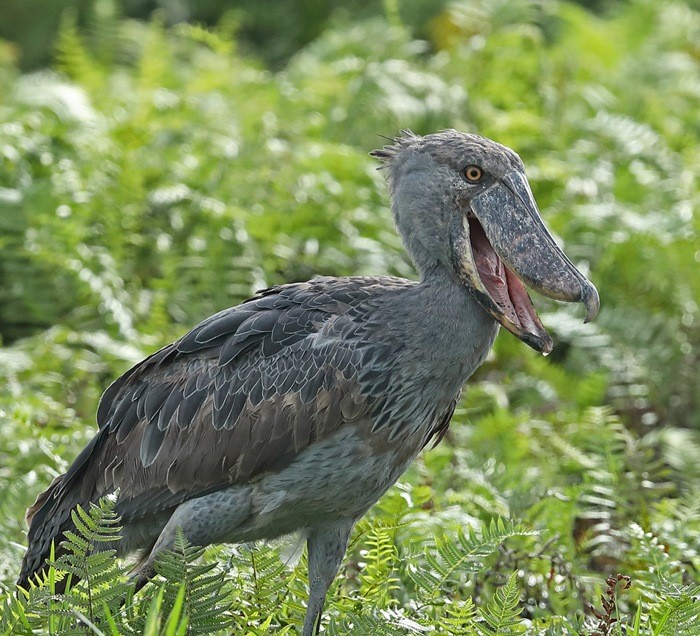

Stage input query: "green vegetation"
[{"left": 0, "top": 0, "right": 698, "bottom": 633}]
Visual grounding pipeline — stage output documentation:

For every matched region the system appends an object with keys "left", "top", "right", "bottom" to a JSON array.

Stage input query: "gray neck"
[
  {"left": 372, "top": 263, "right": 499, "bottom": 393},
  {"left": 416, "top": 266, "right": 498, "bottom": 381},
  {"left": 380, "top": 156, "right": 499, "bottom": 388},
  {"left": 388, "top": 152, "right": 455, "bottom": 281},
  {"left": 361, "top": 264, "right": 499, "bottom": 453}
]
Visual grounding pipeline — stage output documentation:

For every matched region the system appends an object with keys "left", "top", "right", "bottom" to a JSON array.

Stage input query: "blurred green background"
[{"left": 0, "top": 0, "right": 698, "bottom": 631}]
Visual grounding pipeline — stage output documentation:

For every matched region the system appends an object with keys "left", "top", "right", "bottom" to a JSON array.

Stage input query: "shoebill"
[{"left": 18, "top": 130, "right": 599, "bottom": 635}]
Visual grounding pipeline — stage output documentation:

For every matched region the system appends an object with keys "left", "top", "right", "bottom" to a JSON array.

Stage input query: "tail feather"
[
  {"left": 18, "top": 436, "right": 104, "bottom": 589},
  {"left": 17, "top": 477, "right": 84, "bottom": 589}
]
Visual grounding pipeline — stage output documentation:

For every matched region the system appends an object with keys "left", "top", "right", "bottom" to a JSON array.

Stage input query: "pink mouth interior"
[{"left": 468, "top": 217, "right": 544, "bottom": 336}]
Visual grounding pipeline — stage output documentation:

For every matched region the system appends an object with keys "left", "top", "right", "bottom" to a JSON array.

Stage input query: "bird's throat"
[{"left": 399, "top": 270, "right": 500, "bottom": 386}]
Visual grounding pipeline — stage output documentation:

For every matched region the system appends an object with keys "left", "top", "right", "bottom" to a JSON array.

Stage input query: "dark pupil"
[{"left": 468, "top": 168, "right": 480, "bottom": 179}]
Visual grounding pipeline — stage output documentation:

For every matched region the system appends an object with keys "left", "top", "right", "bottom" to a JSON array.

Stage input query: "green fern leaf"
[
  {"left": 226, "top": 542, "right": 291, "bottom": 626},
  {"left": 52, "top": 498, "right": 131, "bottom": 625},
  {"left": 650, "top": 583, "right": 700, "bottom": 636},
  {"left": 409, "top": 518, "right": 534, "bottom": 599},
  {"left": 53, "top": 9, "right": 103, "bottom": 90},
  {"left": 153, "top": 528, "right": 232, "bottom": 635},
  {"left": 476, "top": 572, "right": 525, "bottom": 635},
  {"left": 358, "top": 523, "right": 400, "bottom": 605},
  {"left": 437, "top": 597, "right": 479, "bottom": 635}
]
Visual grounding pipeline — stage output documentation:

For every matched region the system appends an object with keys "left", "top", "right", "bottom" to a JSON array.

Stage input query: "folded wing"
[{"left": 20, "top": 277, "right": 396, "bottom": 586}]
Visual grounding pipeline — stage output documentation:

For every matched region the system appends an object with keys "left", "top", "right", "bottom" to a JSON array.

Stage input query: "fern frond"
[
  {"left": 476, "top": 572, "right": 525, "bottom": 635},
  {"left": 437, "top": 597, "right": 479, "bottom": 635},
  {"left": 649, "top": 583, "right": 700, "bottom": 636},
  {"left": 627, "top": 523, "right": 687, "bottom": 597},
  {"left": 153, "top": 528, "right": 232, "bottom": 635},
  {"left": 54, "top": 9, "right": 103, "bottom": 90},
  {"left": 53, "top": 497, "right": 130, "bottom": 623},
  {"left": 1, "top": 500, "right": 128, "bottom": 634},
  {"left": 85, "top": 0, "right": 122, "bottom": 67},
  {"left": 409, "top": 518, "right": 534, "bottom": 599},
  {"left": 227, "top": 542, "right": 291, "bottom": 624},
  {"left": 327, "top": 607, "right": 430, "bottom": 635},
  {"left": 358, "top": 523, "right": 400, "bottom": 605},
  {"left": 0, "top": 586, "right": 53, "bottom": 636}
]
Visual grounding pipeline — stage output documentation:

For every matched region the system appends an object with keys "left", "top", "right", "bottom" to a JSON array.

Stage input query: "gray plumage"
[{"left": 19, "top": 130, "right": 598, "bottom": 635}]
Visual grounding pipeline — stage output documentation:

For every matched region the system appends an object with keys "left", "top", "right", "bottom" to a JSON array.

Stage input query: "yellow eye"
[{"left": 464, "top": 165, "right": 484, "bottom": 182}]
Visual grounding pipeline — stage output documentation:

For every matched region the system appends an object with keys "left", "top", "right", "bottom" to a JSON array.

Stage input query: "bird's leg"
[
  {"left": 127, "top": 487, "right": 253, "bottom": 589},
  {"left": 303, "top": 521, "right": 354, "bottom": 636},
  {"left": 128, "top": 545, "right": 158, "bottom": 591}
]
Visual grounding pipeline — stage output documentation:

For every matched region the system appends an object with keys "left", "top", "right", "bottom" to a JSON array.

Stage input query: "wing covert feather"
[{"left": 87, "top": 278, "right": 401, "bottom": 520}]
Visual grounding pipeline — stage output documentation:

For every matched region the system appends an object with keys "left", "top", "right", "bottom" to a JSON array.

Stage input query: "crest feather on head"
[
  {"left": 370, "top": 129, "right": 522, "bottom": 175},
  {"left": 369, "top": 129, "right": 420, "bottom": 167}
]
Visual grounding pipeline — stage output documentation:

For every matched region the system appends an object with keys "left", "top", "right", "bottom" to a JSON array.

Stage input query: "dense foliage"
[{"left": 0, "top": 0, "right": 698, "bottom": 633}]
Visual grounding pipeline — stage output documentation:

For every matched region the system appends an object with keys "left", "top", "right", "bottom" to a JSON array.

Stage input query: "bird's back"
[{"left": 19, "top": 274, "right": 461, "bottom": 587}]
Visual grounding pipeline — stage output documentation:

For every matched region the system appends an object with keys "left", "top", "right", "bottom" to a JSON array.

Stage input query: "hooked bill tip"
[
  {"left": 540, "top": 336, "right": 553, "bottom": 356},
  {"left": 581, "top": 282, "right": 600, "bottom": 324}
]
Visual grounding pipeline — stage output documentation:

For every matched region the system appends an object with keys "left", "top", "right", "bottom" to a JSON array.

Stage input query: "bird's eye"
[{"left": 464, "top": 165, "right": 484, "bottom": 183}]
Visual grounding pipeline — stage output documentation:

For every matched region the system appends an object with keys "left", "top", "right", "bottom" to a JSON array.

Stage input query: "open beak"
[{"left": 450, "top": 171, "right": 599, "bottom": 354}]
